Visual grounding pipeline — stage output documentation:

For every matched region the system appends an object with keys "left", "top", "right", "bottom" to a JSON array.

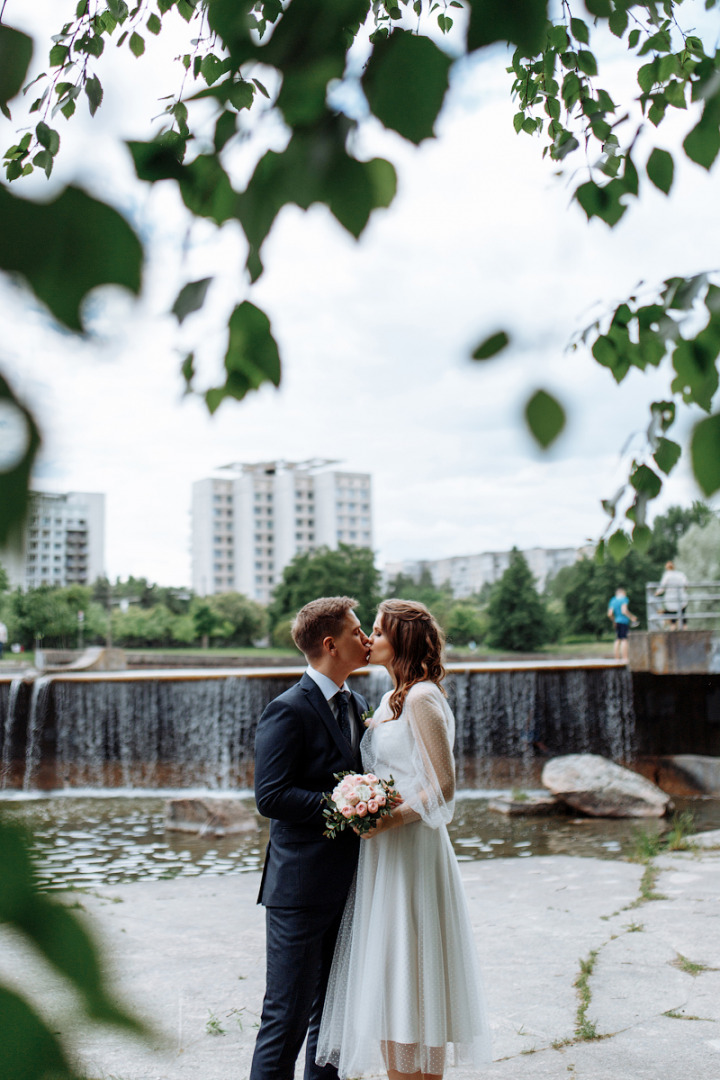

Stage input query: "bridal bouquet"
[{"left": 323, "top": 771, "right": 402, "bottom": 838}]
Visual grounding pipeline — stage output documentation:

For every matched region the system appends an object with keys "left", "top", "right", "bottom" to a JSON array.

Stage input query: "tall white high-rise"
[
  {"left": 191, "top": 460, "right": 373, "bottom": 602},
  {"left": 1, "top": 491, "right": 105, "bottom": 591}
]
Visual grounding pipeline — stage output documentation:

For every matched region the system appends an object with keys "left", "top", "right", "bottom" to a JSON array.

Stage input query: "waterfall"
[
  {"left": 1, "top": 677, "right": 25, "bottom": 786},
  {"left": 23, "top": 676, "right": 53, "bottom": 791},
  {"left": 1, "top": 664, "right": 637, "bottom": 792}
]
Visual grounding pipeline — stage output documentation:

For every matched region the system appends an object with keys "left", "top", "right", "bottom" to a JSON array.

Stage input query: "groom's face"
[{"left": 333, "top": 610, "right": 370, "bottom": 673}]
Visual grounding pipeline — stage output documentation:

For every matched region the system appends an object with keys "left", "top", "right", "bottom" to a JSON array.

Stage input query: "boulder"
[
  {"left": 488, "top": 794, "right": 567, "bottom": 817},
  {"left": 541, "top": 754, "right": 673, "bottom": 818},
  {"left": 165, "top": 798, "right": 258, "bottom": 837},
  {"left": 655, "top": 755, "right": 720, "bottom": 796}
]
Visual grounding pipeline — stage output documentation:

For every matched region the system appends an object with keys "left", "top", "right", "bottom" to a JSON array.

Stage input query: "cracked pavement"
[{"left": 2, "top": 835, "right": 720, "bottom": 1080}]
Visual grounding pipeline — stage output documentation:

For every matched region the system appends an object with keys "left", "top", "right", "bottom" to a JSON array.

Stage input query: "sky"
[{"left": 2, "top": 1, "right": 719, "bottom": 586}]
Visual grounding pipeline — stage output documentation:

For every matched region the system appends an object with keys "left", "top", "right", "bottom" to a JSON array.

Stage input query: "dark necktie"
[{"left": 334, "top": 690, "right": 352, "bottom": 745}]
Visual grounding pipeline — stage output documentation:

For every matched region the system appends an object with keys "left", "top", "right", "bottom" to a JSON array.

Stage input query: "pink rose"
[
  {"left": 347, "top": 793, "right": 360, "bottom": 806},
  {"left": 365, "top": 773, "right": 378, "bottom": 783},
  {"left": 367, "top": 799, "right": 379, "bottom": 813},
  {"left": 376, "top": 794, "right": 386, "bottom": 807},
  {"left": 356, "top": 802, "right": 367, "bottom": 817},
  {"left": 341, "top": 806, "right": 353, "bottom": 818}
]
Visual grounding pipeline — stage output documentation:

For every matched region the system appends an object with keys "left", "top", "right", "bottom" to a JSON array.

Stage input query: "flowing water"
[{"left": 0, "top": 664, "right": 636, "bottom": 791}]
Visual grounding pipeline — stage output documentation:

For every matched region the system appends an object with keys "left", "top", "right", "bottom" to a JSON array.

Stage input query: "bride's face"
[{"left": 368, "top": 615, "right": 394, "bottom": 667}]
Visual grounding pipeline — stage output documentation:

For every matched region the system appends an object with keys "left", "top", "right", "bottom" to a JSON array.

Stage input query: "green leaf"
[
  {"left": 585, "top": 0, "right": 611, "bottom": 15},
  {"left": 671, "top": 334, "right": 720, "bottom": 411},
  {"left": 575, "top": 179, "right": 626, "bottom": 227},
  {"left": 608, "top": 8, "right": 628, "bottom": 36},
  {"left": 524, "top": 388, "right": 566, "bottom": 448},
  {"left": 570, "top": 18, "right": 589, "bottom": 44},
  {"left": 325, "top": 155, "right": 397, "bottom": 238},
  {"left": 200, "top": 53, "right": 230, "bottom": 86},
  {"left": 683, "top": 108, "right": 720, "bottom": 170},
  {"left": 362, "top": 30, "right": 451, "bottom": 145},
  {"left": 0, "top": 986, "right": 73, "bottom": 1080},
  {"left": 630, "top": 463, "right": 662, "bottom": 498},
  {"left": 471, "top": 330, "right": 510, "bottom": 360},
  {"left": 147, "top": 12, "right": 162, "bottom": 33},
  {"left": 646, "top": 147, "right": 674, "bottom": 193},
  {"left": 637, "top": 60, "right": 658, "bottom": 94},
  {"left": 206, "top": 301, "right": 281, "bottom": 414},
  {"left": 171, "top": 277, "right": 213, "bottom": 324},
  {"left": 181, "top": 351, "right": 195, "bottom": 392},
  {"left": 33, "top": 149, "right": 53, "bottom": 179},
  {"left": 467, "top": 0, "right": 549, "bottom": 56},
  {"left": 607, "top": 529, "right": 630, "bottom": 561},
  {"left": 84, "top": 74, "right": 103, "bottom": 116},
  {"left": 214, "top": 109, "right": 237, "bottom": 151},
  {"left": 653, "top": 437, "right": 681, "bottom": 475},
  {"left": 0, "top": 26, "right": 33, "bottom": 108},
  {"left": 577, "top": 50, "right": 598, "bottom": 76},
  {"left": 691, "top": 413, "right": 720, "bottom": 494},
  {"left": 0, "top": 184, "right": 142, "bottom": 331},
  {"left": 49, "top": 43, "right": 69, "bottom": 67},
  {"left": 36, "top": 121, "right": 60, "bottom": 155},
  {"left": 129, "top": 31, "right": 145, "bottom": 57},
  {"left": 592, "top": 333, "right": 630, "bottom": 382},
  {"left": 0, "top": 376, "right": 41, "bottom": 545}
]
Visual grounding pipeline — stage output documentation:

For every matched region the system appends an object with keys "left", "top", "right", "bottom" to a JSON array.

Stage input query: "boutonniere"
[{"left": 360, "top": 707, "right": 375, "bottom": 727}]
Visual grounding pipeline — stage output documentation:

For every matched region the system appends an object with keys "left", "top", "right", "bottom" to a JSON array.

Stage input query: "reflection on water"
[{"left": 1, "top": 792, "right": 719, "bottom": 892}]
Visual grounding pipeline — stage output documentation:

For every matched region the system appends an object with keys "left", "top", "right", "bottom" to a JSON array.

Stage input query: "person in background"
[
  {"left": 655, "top": 561, "right": 689, "bottom": 629},
  {"left": 607, "top": 587, "right": 637, "bottom": 663},
  {"left": 0, "top": 620, "right": 7, "bottom": 661}
]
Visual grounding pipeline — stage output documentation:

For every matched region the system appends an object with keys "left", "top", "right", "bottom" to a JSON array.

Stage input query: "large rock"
[
  {"left": 655, "top": 755, "right": 720, "bottom": 796},
  {"left": 165, "top": 798, "right": 258, "bottom": 837},
  {"left": 542, "top": 754, "right": 673, "bottom": 818}
]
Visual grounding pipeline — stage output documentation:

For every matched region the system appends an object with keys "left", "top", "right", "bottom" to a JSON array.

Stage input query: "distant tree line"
[{"left": 0, "top": 507, "right": 716, "bottom": 654}]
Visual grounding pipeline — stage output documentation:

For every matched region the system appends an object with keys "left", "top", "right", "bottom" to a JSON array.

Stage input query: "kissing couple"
[{"left": 249, "top": 596, "right": 491, "bottom": 1080}]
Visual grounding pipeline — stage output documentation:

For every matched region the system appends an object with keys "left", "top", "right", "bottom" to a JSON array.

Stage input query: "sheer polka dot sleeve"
[{"left": 400, "top": 682, "right": 456, "bottom": 829}]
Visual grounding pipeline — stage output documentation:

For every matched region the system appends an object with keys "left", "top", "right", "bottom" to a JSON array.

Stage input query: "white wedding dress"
[{"left": 316, "top": 681, "right": 492, "bottom": 1078}]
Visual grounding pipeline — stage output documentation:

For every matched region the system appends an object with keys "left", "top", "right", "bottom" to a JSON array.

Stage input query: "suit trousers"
[{"left": 249, "top": 900, "right": 346, "bottom": 1080}]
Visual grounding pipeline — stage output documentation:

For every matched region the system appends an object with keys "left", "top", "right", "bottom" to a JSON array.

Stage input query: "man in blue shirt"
[{"left": 607, "top": 587, "right": 637, "bottom": 662}]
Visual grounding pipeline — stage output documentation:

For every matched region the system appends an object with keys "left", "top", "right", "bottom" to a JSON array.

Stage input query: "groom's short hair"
[{"left": 292, "top": 596, "right": 358, "bottom": 659}]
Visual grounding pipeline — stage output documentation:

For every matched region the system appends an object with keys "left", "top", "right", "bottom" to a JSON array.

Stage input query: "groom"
[{"left": 250, "top": 596, "right": 371, "bottom": 1080}]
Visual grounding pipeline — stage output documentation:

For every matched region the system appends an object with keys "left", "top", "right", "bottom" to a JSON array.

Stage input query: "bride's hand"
[{"left": 360, "top": 810, "right": 399, "bottom": 838}]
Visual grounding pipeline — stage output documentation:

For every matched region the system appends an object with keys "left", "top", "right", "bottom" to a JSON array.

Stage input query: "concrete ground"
[{"left": 2, "top": 835, "right": 720, "bottom": 1080}]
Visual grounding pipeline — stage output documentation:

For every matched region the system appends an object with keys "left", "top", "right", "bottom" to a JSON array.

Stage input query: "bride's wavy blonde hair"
[{"left": 378, "top": 599, "right": 446, "bottom": 719}]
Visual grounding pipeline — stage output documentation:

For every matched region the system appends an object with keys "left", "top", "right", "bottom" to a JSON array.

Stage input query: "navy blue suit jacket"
[{"left": 255, "top": 672, "right": 367, "bottom": 908}]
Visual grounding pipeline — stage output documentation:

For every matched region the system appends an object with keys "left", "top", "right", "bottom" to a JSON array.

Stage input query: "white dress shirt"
[{"left": 306, "top": 665, "right": 359, "bottom": 751}]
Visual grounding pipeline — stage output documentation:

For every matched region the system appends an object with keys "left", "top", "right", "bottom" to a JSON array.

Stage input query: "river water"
[{"left": 2, "top": 791, "right": 719, "bottom": 892}]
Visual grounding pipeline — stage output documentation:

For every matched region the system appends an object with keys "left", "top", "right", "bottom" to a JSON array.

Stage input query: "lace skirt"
[{"left": 316, "top": 819, "right": 492, "bottom": 1077}]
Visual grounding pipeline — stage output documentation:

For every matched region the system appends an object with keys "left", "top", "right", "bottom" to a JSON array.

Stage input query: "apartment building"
[
  {"left": 384, "top": 545, "right": 580, "bottom": 599},
  {"left": 1, "top": 491, "right": 105, "bottom": 590},
  {"left": 191, "top": 460, "right": 373, "bottom": 602}
]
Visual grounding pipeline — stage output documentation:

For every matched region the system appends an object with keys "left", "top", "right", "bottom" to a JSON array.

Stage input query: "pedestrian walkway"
[{"left": 2, "top": 837, "right": 720, "bottom": 1079}]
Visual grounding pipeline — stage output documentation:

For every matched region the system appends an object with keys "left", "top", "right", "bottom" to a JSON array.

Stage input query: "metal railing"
[{"left": 645, "top": 580, "right": 720, "bottom": 630}]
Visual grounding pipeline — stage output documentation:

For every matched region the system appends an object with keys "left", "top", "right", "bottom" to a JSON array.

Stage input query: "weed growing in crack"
[
  {"left": 671, "top": 953, "right": 715, "bottom": 977},
  {"left": 573, "top": 949, "right": 604, "bottom": 1041},
  {"left": 663, "top": 1009, "right": 713, "bottom": 1021}
]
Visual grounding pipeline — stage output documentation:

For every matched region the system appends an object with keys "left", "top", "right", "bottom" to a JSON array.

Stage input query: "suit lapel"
[{"left": 300, "top": 673, "right": 357, "bottom": 770}]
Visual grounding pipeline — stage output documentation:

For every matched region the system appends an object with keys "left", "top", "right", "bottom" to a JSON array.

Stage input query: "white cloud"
[{"left": 1, "top": 2, "right": 719, "bottom": 584}]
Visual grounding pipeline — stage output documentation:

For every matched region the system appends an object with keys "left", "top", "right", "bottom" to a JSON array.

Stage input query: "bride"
[{"left": 316, "top": 599, "right": 492, "bottom": 1080}]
